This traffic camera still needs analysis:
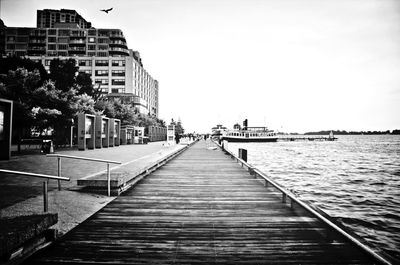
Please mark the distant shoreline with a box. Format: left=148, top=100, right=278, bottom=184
left=281, top=130, right=400, bottom=136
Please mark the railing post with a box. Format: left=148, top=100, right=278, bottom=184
left=107, top=163, right=111, bottom=197
left=57, top=157, right=61, bottom=191
left=43, top=180, right=48, bottom=212
left=238, top=148, right=247, bottom=162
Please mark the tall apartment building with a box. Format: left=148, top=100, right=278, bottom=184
left=37, top=9, right=92, bottom=29
left=0, top=9, right=159, bottom=117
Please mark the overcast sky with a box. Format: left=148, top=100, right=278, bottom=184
left=1, top=0, right=400, bottom=133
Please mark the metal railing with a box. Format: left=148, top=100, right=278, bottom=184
left=215, top=141, right=392, bottom=265
left=46, top=154, right=121, bottom=196
left=0, top=169, right=70, bottom=212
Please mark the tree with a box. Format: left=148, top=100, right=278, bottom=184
left=0, top=68, right=42, bottom=150
left=0, top=56, right=47, bottom=83
left=48, top=58, right=78, bottom=92
left=176, top=119, right=185, bottom=135
left=75, top=72, right=94, bottom=95
left=95, top=99, right=116, bottom=118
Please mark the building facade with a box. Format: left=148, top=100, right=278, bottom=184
left=0, top=9, right=158, bottom=117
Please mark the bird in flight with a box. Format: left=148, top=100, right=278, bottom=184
left=100, top=8, right=113, bottom=14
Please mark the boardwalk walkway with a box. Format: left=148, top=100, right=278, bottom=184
left=26, top=140, right=376, bottom=264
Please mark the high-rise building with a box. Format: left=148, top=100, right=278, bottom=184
left=0, top=9, right=158, bottom=117
left=37, top=9, right=92, bottom=29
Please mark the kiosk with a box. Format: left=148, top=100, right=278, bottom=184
left=114, top=119, right=121, bottom=146
left=133, top=127, right=145, bottom=144
left=108, top=118, right=121, bottom=147
left=167, top=124, right=175, bottom=145
left=95, top=115, right=109, bottom=148
left=121, top=125, right=134, bottom=145
left=0, top=99, right=13, bottom=160
left=78, top=113, right=95, bottom=150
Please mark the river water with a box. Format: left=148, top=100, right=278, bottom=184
left=225, top=135, right=400, bottom=260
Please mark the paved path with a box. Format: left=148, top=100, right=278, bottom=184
left=0, top=142, right=179, bottom=209
left=0, top=142, right=185, bottom=235
left=25, top=140, right=376, bottom=264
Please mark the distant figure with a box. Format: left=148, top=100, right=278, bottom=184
left=100, top=8, right=113, bottom=14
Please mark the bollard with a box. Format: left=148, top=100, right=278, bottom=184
left=238, top=148, right=247, bottom=162
left=57, top=157, right=61, bottom=191
left=43, top=180, right=48, bottom=212
left=107, top=163, right=111, bottom=196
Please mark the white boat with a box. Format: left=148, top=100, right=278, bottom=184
left=222, top=126, right=278, bottom=142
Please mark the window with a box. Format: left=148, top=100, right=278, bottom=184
left=58, top=29, right=70, bottom=36
left=112, top=70, right=125, bottom=76
left=48, top=44, right=56, bottom=50
left=95, top=60, right=108, bottom=66
left=97, top=52, right=108, bottom=57
left=48, top=29, right=57, bottom=35
left=48, top=36, right=56, bottom=42
left=95, top=70, right=108, bottom=76
left=97, top=45, right=108, bottom=50
left=111, top=88, right=125, bottom=93
left=88, top=37, right=96, bottom=43
left=47, top=51, right=57, bottom=56
left=95, top=79, right=109, bottom=85
left=98, top=38, right=109, bottom=44
left=112, top=60, right=125, bottom=67
left=16, top=36, right=28, bottom=42
left=80, top=70, right=92, bottom=75
left=112, top=79, right=125, bottom=86
left=58, top=44, right=68, bottom=50
left=79, top=60, right=92, bottom=66
left=58, top=37, right=69, bottom=43
left=6, top=36, right=15, bottom=42
left=45, top=60, right=52, bottom=66
left=16, top=44, right=27, bottom=49
left=88, top=45, right=96, bottom=50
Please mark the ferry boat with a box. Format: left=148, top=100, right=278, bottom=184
left=222, top=120, right=278, bottom=142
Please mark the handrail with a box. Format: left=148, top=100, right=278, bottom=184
left=215, top=141, right=392, bottom=265
left=46, top=154, right=121, bottom=164
left=46, top=154, right=122, bottom=196
left=0, top=169, right=70, bottom=181
left=0, top=169, right=70, bottom=213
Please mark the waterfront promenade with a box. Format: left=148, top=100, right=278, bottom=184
left=24, top=140, right=379, bottom=264
left=0, top=142, right=185, bottom=235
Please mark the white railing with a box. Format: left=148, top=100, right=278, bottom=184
left=0, top=169, right=70, bottom=212
left=46, top=154, right=121, bottom=196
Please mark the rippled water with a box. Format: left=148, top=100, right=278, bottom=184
left=225, top=135, right=400, bottom=260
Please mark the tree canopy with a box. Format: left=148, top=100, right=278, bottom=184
left=0, top=57, right=166, bottom=145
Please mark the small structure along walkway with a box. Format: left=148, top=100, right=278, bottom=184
left=25, top=140, right=381, bottom=264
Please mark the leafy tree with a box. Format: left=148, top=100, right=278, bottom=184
left=0, top=56, right=47, bottom=83
left=113, top=99, right=138, bottom=125
left=75, top=72, right=94, bottom=95
left=48, top=58, right=78, bottom=92
left=0, top=68, right=42, bottom=149
left=95, top=99, right=116, bottom=118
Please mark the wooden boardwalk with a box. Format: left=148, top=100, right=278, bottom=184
left=26, top=140, right=378, bottom=264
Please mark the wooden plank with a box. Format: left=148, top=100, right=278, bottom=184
left=25, top=141, right=378, bottom=264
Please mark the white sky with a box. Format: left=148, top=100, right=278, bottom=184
left=1, top=0, right=400, bottom=133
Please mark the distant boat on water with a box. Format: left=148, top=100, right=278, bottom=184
left=222, top=119, right=278, bottom=142
left=327, top=131, right=337, bottom=141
